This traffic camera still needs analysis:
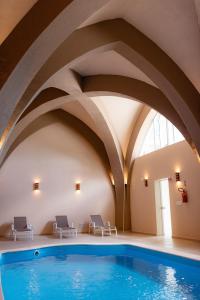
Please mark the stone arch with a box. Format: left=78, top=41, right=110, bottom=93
left=3, top=71, right=194, bottom=230
left=0, top=0, right=110, bottom=138
left=83, top=75, right=191, bottom=147
left=0, top=89, right=126, bottom=230
left=1, top=19, right=199, bottom=156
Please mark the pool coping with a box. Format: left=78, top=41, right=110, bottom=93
left=0, top=240, right=199, bottom=261
left=0, top=239, right=199, bottom=300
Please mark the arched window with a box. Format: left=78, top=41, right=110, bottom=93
left=139, top=113, right=184, bottom=157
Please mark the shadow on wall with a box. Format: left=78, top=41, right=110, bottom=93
left=0, top=223, right=11, bottom=237
left=3, top=109, right=111, bottom=174
left=40, top=220, right=54, bottom=235
left=0, top=110, right=115, bottom=235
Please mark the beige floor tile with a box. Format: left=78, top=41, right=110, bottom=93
left=0, top=232, right=199, bottom=260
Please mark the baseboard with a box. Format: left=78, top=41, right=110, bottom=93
left=172, top=235, right=200, bottom=242
left=130, top=230, right=156, bottom=236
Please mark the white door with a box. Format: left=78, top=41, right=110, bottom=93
left=155, top=178, right=172, bottom=237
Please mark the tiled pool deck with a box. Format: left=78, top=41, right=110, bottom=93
left=0, top=232, right=199, bottom=260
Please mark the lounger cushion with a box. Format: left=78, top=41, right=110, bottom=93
left=56, top=216, right=69, bottom=228
left=90, top=215, right=104, bottom=227
left=14, top=217, right=30, bottom=231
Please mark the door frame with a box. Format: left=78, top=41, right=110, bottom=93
left=154, top=179, right=163, bottom=235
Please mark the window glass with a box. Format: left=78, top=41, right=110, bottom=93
left=167, top=121, right=174, bottom=145
left=139, top=113, right=184, bottom=157
left=153, top=114, right=160, bottom=150
left=174, top=126, right=184, bottom=143
left=159, top=114, right=168, bottom=148
left=140, top=123, right=155, bottom=156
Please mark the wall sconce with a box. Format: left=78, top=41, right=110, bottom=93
left=175, top=171, right=180, bottom=182
left=124, top=171, right=128, bottom=186
left=110, top=173, right=115, bottom=186
left=144, top=178, right=148, bottom=187
left=33, top=181, right=40, bottom=191
left=75, top=182, right=80, bottom=191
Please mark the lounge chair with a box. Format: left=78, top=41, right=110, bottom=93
left=11, top=217, right=33, bottom=241
left=53, top=215, right=78, bottom=239
left=89, top=215, right=117, bottom=236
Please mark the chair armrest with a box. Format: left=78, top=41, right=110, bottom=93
left=27, top=223, right=33, bottom=230
left=105, top=221, right=113, bottom=228
left=90, top=222, right=95, bottom=228
left=94, top=225, right=104, bottom=230
left=71, top=222, right=76, bottom=228
left=105, top=221, right=117, bottom=229
left=105, top=221, right=111, bottom=227
left=53, top=222, right=58, bottom=232
left=89, top=222, right=95, bottom=228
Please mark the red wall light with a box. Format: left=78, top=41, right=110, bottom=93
left=75, top=183, right=80, bottom=191
left=175, top=172, right=180, bottom=182
left=33, top=182, right=39, bottom=191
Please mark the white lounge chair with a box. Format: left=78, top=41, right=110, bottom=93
left=11, top=217, right=33, bottom=241
left=90, top=215, right=117, bottom=236
left=53, top=215, right=77, bottom=239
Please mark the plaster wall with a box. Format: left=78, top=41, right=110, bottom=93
left=0, top=113, right=114, bottom=235
left=131, top=141, right=200, bottom=241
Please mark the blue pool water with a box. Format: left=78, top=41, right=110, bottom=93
left=0, top=245, right=200, bottom=300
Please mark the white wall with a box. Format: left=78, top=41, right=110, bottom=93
left=0, top=113, right=115, bottom=235
left=131, top=141, right=200, bottom=241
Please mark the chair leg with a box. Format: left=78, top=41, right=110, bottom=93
left=14, top=233, right=16, bottom=242
left=59, top=231, right=62, bottom=239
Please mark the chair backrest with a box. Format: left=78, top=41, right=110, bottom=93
left=90, top=215, right=104, bottom=227
left=56, top=216, right=69, bottom=228
left=14, top=217, right=27, bottom=231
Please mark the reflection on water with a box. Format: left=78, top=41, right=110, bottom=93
left=1, top=254, right=200, bottom=300
left=28, top=268, right=40, bottom=298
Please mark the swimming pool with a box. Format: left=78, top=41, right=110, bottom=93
left=0, top=244, right=200, bottom=300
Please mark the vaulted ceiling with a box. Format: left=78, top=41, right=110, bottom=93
left=0, top=0, right=200, bottom=229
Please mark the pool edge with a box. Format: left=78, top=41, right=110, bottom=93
left=0, top=240, right=200, bottom=261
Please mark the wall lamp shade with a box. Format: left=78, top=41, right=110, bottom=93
left=75, top=183, right=80, bottom=191
left=33, top=182, right=39, bottom=191
left=144, top=178, right=148, bottom=187
left=175, top=172, right=180, bottom=182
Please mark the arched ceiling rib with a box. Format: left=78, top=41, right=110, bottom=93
left=92, top=95, right=143, bottom=158
left=126, top=106, right=151, bottom=171
left=1, top=18, right=199, bottom=157
left=83, top=75, right=192, bottom=146
left=18, top=87, right=68, bottom=122
left=0, top=0, right=110, bottom=137
left=0, top=0, right=38, bottom=44
left=11, top=69, right=191, bottom=162
left=0, top=0, right=73, bottom=86
left=73, top=50, right=156, bottom=87
left=5, top=73, right=192, bottom=229
left=0, top=67, right=193, bottom=194
left=194, top=0, right=200, bottom=27
left=0, top=82, right=126, bottom=230
left=81, top=0, right=200, bottom=93
left=0, top=95, right=97, bottom=167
